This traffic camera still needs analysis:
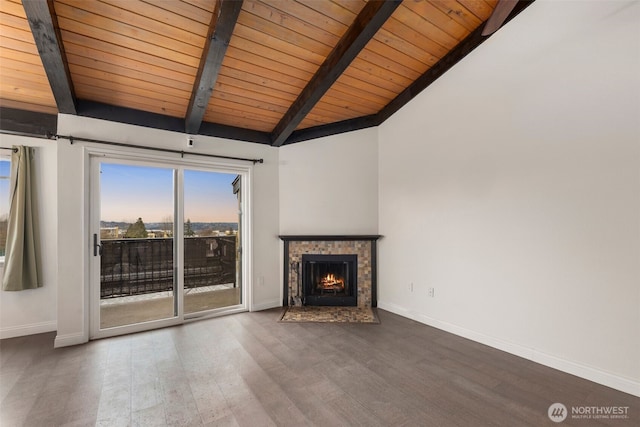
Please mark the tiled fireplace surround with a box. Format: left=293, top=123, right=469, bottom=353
left=279, top=235, right=381, bottom=308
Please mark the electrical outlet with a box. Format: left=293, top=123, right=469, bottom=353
left=410, top=282, right=414, bottom=292
left=428, top=287, right=435, bottom=297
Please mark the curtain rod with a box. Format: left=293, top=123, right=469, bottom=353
left=55, top=134, right=264, bottom=164
left=0, top=130, right=264, bottom=163
left=0, top=147, right=18, bottom=153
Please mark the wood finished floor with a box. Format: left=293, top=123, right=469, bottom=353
left=1, top=308, right=638, bottom=426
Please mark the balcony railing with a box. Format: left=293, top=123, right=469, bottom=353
left=100, top=236, right=236, bottom=298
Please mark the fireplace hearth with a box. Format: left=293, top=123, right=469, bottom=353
left=302, top=254, right=357, bottom=306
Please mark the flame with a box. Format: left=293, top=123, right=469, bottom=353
left=320, top=273, right=344, bottom=290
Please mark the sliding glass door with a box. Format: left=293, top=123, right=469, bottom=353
left=97, top=162, right=177, bottom=330
left=183, top=169, right=241, bottom=314
left=89, top=155, right=247, bottom=339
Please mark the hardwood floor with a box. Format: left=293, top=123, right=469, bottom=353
left=1, top=309, right=638, bottom=426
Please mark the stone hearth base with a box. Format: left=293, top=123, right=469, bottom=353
left=279, top=306, right=379, bottom=323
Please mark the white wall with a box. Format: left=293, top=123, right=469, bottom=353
left=279, top=127, right=378, bottom=235
left=378, top=0, right=640, bottom=396
left=0, top=134, right=57, bottom=339
left=54, top=115, right=281, bottom=346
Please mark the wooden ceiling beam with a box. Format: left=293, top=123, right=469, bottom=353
left=199, top=121, right=271, bottom=145
left=280, top=0, right=535, bottom=146
left=482, top=0, right=519, bottom=36
left=185, top=0, right=243, bottom=135
left=75, top=100, right=271, bottom=145
left=377, top=0, right=534, bottom=125
left=22, top=0, right=76, bottom=114
left=270, top=0, right=403, bottom=147
left=0, top=107, right=57, bottom=138
left=283, top=115, right=378, bottom=146
left=77, top=100, right=185, bottom=133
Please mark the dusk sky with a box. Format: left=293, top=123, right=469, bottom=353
left=0, top=159, right=9, bottom=218
left=100, top=163, right=238, bottom=224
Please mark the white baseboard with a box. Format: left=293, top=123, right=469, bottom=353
left=251, top=298, right=281, bottom=312
left=54, top=331, right=87, bottom=348
left=378, top=301, right=640, bottom=398
left=0, top=321, right=56, bottom=340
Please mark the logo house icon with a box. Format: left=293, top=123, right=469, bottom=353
left=548, top=403, right=568, bottom=423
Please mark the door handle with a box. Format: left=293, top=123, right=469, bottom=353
left=93, top=233, right=102, bottom=257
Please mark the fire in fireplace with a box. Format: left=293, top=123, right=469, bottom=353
left=302, top=254, right=357, bottom=306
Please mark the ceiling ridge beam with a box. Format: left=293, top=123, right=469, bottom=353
left=270, top=0, right=403, bottom=147
left=185, top=0, right=243, bottom=135
left=22, top=0, right=76, bottom=114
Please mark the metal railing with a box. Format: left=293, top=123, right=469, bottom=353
left=100, top=236, right=236, bottom=298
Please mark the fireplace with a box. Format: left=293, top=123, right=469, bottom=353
left=280, top=235, right=381, bottom=308
left=302, top=254, right=357, bottom=306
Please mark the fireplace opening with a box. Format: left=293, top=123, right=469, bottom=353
left=302, top=254, right=357, bottom=306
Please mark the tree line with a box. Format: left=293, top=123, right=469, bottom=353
left=113, top=217, right=197, bottom=238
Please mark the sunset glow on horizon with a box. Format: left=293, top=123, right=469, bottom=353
left=100, top=163, right=238, bottom=224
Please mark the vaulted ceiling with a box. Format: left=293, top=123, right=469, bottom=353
left=0, top=0, right=533, bottom=145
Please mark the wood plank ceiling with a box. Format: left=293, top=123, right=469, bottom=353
left=0, top=0, right=533, bottom=146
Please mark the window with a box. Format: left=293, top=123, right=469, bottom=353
left=0, top=154, right=10, bottom=262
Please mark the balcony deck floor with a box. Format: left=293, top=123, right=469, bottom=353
left=100, top=287, right=241, bottom=328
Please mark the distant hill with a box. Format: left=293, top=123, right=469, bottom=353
left=101, top=221, right=238, bottom=231
left=181, top=222, right=238, bottom=232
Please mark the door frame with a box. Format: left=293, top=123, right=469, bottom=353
left=86, top=146, right=253, bottom=340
